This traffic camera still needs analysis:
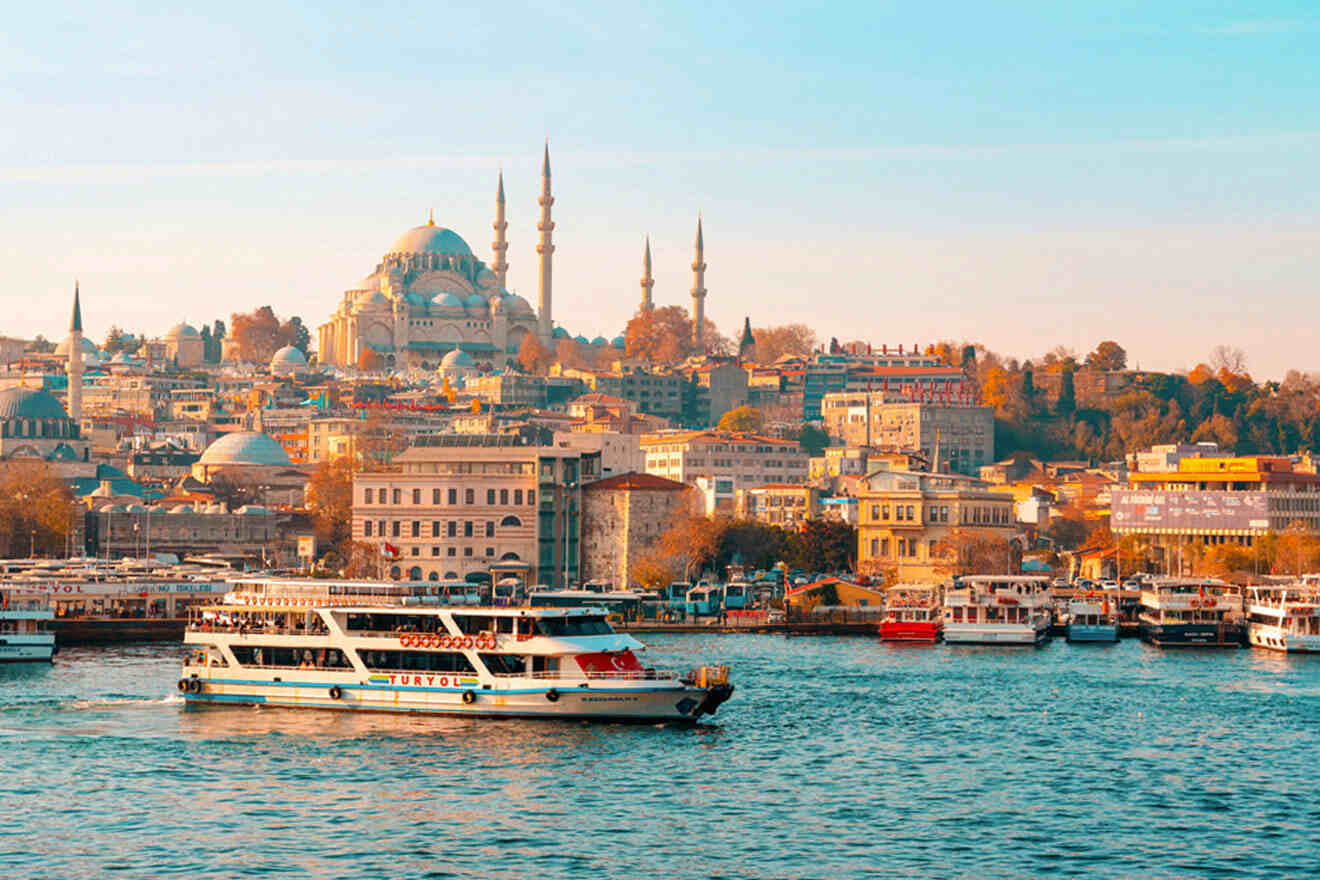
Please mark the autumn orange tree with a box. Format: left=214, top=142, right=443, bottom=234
left=716, top=405, right=765, bottom=433
left=625, top=306, right=691, bottom=363
left=516, top=334, right=551, bottom=374
left=229, top=306, right=303, bottom=363
left=933, top=528, right=1019, bottom=576
left=751, top=324, right=817, bottom=363
left=0, top=462, right=78, bottom=556
left=305, top=457, right=356, bottom=568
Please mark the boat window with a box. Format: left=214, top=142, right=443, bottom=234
left=344, top=613, right=442, bottom=633
left=358, top=650, right=475, bottom=673
left=495, top=617, right=515, bottom=634
left=531, top=656, right=559, bottom=674
left=232, top=646, right=350, bottom=669
left=454, top=615, right=496, bottom=634
left=535, top=615, right=613, bottom=637
left=479, top=653, right=526, bottom=675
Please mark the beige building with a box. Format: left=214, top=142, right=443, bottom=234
left=737, top=484, right=820, bottom=527
left=820, top=396, right=993, bottom=475
left=92, top=501, right=276, bottom=560
left=191, top=431, right=309, bottom=507
left=553, top=430, right=643, bottom=479
left=857, top=469, right=1016, bottom=583
left=352, top=435, right=599, bottom=585
left=580, top=472, right=690, bottom=587
left=641, top=429, right=808, bottom=514
left=163, top=323, right=205, bottom=368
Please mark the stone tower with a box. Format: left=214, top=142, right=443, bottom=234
left=492, top=170, right=509, bottom=289
left=691, top=216, right=707, bottom=351
left=640, top=235, right=655, bottom=312
left=67, top=281, right=84, bottom=422
left=536, top=141, right=555, bottom=344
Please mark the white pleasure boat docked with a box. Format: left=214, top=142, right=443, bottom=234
left=0, top=587, right=55, bottom=662
left=1246, top=585, right=1320, bottom=653
left=942, top=575, right=1053, bottom=645
left=179, top=578, right=734, bottom=723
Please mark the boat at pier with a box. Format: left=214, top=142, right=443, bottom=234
left=0, top=587, right=55, bottom=662
left=179, top=577, right=734, bottom=723
left=1245, top=585, right=1320, bottom=653
left=879, top=584, right=942, bottom=643
left=1138, top=579, right=1244, bottom=647
left=942, top=575, right=1052, bottom=645
left=1065, top=593, right=1119, bottom=643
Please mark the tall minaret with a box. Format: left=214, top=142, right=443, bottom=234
left=536, top=141, right=555, bottom=343
left=690, top=215, right=707, bottom=351
left=492, top=170, right=509, bottom=288
left=67, top=281, right=84, bottom=422
left=640, top=235, right=655, bottom=312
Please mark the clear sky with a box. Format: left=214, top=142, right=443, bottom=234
left=2, top=1, right=1316, bottom=377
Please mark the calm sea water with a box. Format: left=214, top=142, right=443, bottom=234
left=2, top=635, right=1318, bottom=879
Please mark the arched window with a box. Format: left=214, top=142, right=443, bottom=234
left=408, top=566, right=422, bottom=580
left=444, top=571, right=459, bottom=580
left=389, top=566, right=401, bottom=580
left=499, top=515, right=521, bottom=527
left=499, top=552, right=521, bottom=561
left=428, top=571, right=439, bottom=581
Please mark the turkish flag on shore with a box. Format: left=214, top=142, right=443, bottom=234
left=383, top=542, right=401, bottom=559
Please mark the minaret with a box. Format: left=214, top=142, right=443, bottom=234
left=738, top=316, right=755, bottom=360
left=690, top=216, right=707, bottom=351
left=492, top=170, right=509, bottom=288
left=536, top=141, right=555, bottom=343
left=67, top=281, right=84, bottom=422
left=640, top=235, right=655, bottom=312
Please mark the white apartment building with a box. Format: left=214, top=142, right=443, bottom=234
left=640, top=430, right=808, bottom=514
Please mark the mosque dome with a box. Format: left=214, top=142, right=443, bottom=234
left=166, top=323, right=199, bottom=339
left=54, top=336, right=100, bottom=358
left=198, top=432, right=292, bottom=467
left=552, top=327, right=570, bottom=340
left=0, top=387, right=68, bottom=421
left=464, top=294, right=488, bottom=310
left=354, top=290, right=390, bottom=308
left=435, top=293, right=465, bottom=311
left=611, top=336, right=626, bottom=348
left=574, top=335, right=590, bottom=345
left=590, top=336, right=607, bottom=346
left=504, top=294, right=535, bottom=316
left=440, top=349, right=475, bottom=368
left=389, top=223, right=473, bottom=257
left=270, top=345, right=308, bottom=376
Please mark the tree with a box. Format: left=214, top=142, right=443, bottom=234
left=1210, top=345, right=1248, bottom=375
left=933, top=528, right=1019, bottom=576
left=625, top=305, right=692, bottom=363
left=230, top=306, right=292, bottom=363
left=752, top=324, right=818, bottom=364
left=27, top=335, right=55, bottom=354
left=1055, top=363, right=1076, bottom=415
left=358, top=348, right=382, bottom=372
left=795, top=520, right=856, bottom=572
left=305, top=458, right=355, bottom=567
left=717, top=405, right=765, bottom=434
left=799, top=424, right=830, bottom=456
left=208, top=473, right=261, bottom=509
left=1272, top=521, right=1320, bottom=577
left=517, top=334, right=552, bottom=374
left=0, top=462, right=76, bottom=556
left=200, top=325, right=213, bottom=362
left=210, top=319, right=227, bottom=363
left=555, top=338, right=590, bottom=370
left=1085, top=341, right=1127, bottom=371
left=281, top=316, right=311, bottom=354
left=103, top=326, right=130, bottom=355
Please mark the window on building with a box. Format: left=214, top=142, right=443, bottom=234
left=431, top=521, right=440, bottom=537
left=500, top=489, right=509, bottom=505
left=412, top=489, right=421, bottom=505
left=465, top=489, right=475, bottom=505
left=527, top=490, right=536, bottom=506
left=364, top=488, right=374, bottom=504
left=411, top=521, right=420, bottom=538
left=448, top=488, right=457, bottom=505
left=432, top=489, right=441, bottom=505
left=464, top=547, right=473, bottom=557
left=485, top=547, right=495, bottom=557
left=392, top=489, right=401, bottom=505
left=487, top=489, right=496, bottom=505
left=447, top=547, right=456, bottom=557
left=377, top=520, right=385, bottom=537
left=464, top=521, right=474, bottom=537
left=486, top=521, right=495, bottom=537
left=410, top=547, right=419, bottom=557
left=880, top=538, right=889, bottom=557
left=364, top=521, right=373, bottom=537
left=905, top=505, right=914, bottom=521
left=870, top=538, right=878, bottom=556
left=870, top=505, right=879, bottom=520
left=514, top=489, right=523, bottom=505
left=391, top=521, right=401, bottom=538
left=431, top=547, right=440, bottom=556
left=447, top=521, right=457, bottom=537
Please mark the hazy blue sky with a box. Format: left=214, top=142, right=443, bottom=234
left=2, top=1, right=1316, bottom=376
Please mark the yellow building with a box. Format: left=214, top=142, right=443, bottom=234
left=857, top=469, right=1016, bottom=583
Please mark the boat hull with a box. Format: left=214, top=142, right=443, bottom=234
left=1066, top=624, right=1119, bottom=643
left=178, top=671, right=730, bottom=723
left=1247, top=624, right=1320, bottom=653
left=942, top=623, right=1050, bottom=645
left=879, top=621, right=941, bottom=643
left=0, top=635, right=55, bottom=663
left=1139, top=622, right=1244, bottom=647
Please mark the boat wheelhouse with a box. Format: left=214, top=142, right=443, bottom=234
left=179, top=578, right=733, bottom=723
left=1065, top=593, right=1119, bottom=643
left=1138, top=578, right=1243, bottom=647
left=942, top=575, right=1052, bottom=645
left=1245, top=585, right=1320, bottom=653
left=0, top=588, right=55, bottom=662
left=879, top=584, right=943, bottom=643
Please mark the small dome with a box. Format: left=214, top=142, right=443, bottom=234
left=574, top=335, right=590, bottom=345
left=552, top=327, right=570, bottom=339
left=435, top=293, right=465, bottom=311
left=198, top=431, right=292, bottom=467
left=236, top=505, right=269, bottom=515
left=464, top=294, right=488, bottom=310
left=612, top=335, right=626, bottom=348
left=125, top=503, right=147, bottom=513
left=54, top=336, right=100, bottom=358
left=590, top=336, right=607, bottom=346
left=389, top=224, right=473, bottom=257
left=441, top=349, right=475, bottom=368
left=0, top=387, right=68, bottom=421
left=504, top=294, right=534, bottom=315
left=354, top=290, right=390, bottom=308
left=168, top=504, right=194, bottom=515
left=270, top=345, right=307, bottom=376
left=166, top=323, right=199, bottom=339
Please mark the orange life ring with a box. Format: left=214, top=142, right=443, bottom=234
left=1206, top=598, right=1217, bottom=608
left=400, top=634, right=412, bottom=647
left=462, top=636, right=474, bottom=649
left=438, top=635, right=450, bottom=649
left=1190, top=600, right=1199, bottom=608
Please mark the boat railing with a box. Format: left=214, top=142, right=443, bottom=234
left=493, top=669, right=681, bottom=681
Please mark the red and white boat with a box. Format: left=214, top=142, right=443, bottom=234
left=879, top=584, right=943, bottom=643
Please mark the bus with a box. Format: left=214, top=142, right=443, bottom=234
left=685, top=585, right=722, bottom=617
left=722, top=581, right=751, bottom=611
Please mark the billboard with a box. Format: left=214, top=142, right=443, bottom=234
left=1111, top=489, right=1270, bottom=532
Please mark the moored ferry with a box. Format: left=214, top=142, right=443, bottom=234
left=1065, top=593, right=1119, bottom=643
left=942, top=575, right=1052, bottom=645
left=0, top=588, right=55, bottom=662
left=1138, top=579, right=1244, bottom=647
left=179, top=578, right=734, bottom=723
left=879, top=584, right=943, bottom=643
left=1245, top=585, right=1320, bottom=653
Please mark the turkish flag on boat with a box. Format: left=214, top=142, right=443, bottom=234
left=576, top=651, right=644, bottom=674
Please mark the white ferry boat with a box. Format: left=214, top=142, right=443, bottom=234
left=179, top=578, right=734, bottom=723
left=942, top=575, right=1053, bottom=645
left=0, top=587, right=56, bottom=662
left=1245, top=585, right=1320, bottom=653
left=1138, top=578, right=1244, bottom=647
left=1065, top=593, right=1119, bottom=643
